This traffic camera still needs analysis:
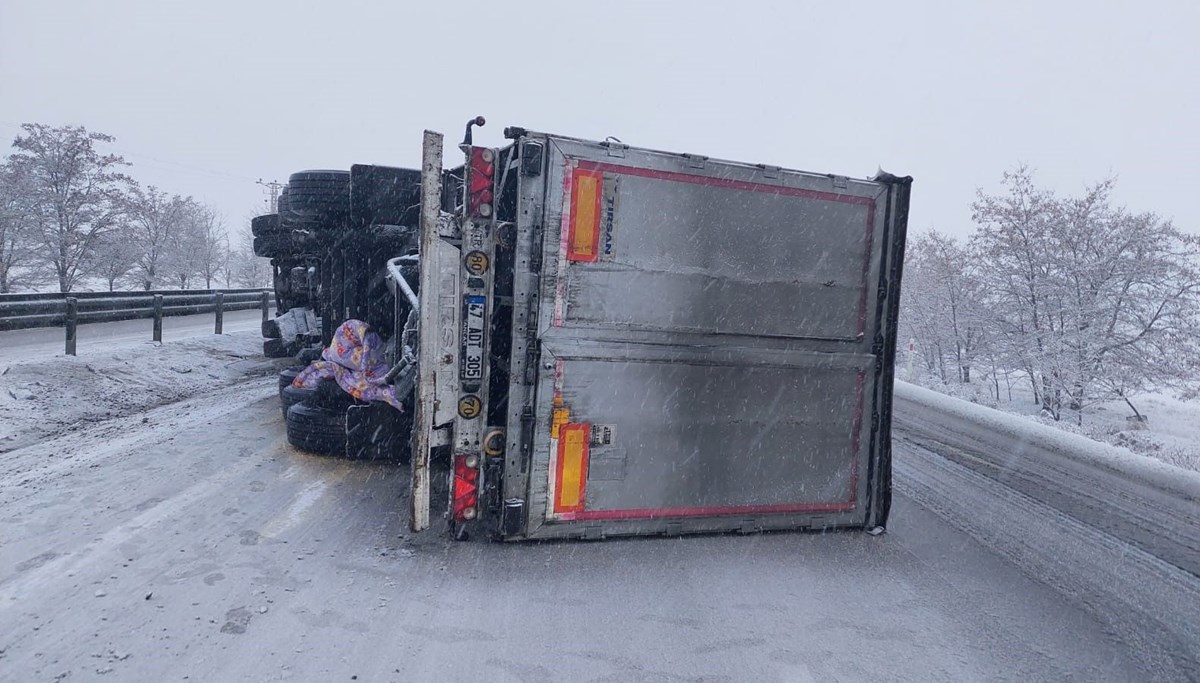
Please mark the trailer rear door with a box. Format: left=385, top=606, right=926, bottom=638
left=498, top=134, right=909, bottom=540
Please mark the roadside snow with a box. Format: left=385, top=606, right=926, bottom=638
left=904, top=372, right=1200, bottom=474
left=0, top=331, right=280, bottom=451
left=895, top=381, right=1200, bottom=499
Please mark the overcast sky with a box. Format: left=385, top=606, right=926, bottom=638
left=2, top=0, right=1197, bottom=242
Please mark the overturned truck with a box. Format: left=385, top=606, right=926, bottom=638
left=388, top=121, right=911, bottom=541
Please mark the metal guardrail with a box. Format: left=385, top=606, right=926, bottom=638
left=0, top=289, right=271, bottom=331
left=0, top=289, right=272, bottom=356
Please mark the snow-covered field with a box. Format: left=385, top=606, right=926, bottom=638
left=0, top=328, right=277, bottom=452
left=902, top=373, right=1200, bottom=473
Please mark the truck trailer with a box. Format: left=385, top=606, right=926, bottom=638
left=384, top=120, right=911, bottom=541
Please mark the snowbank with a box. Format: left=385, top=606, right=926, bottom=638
left=894, top=380, right=1200, bottom=501
left=0, top=331, right=279, bottom=451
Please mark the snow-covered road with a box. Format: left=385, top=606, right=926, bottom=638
left=0, top=309, right=263, bottom=363
left=0, top=339, right=1197, bottom=680
left=890, top=382, right=1200, bottom=679
left=893, top=384, right=1200, bottom=578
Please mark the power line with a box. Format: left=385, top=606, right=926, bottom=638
left=122, top=153, right=259, bottom=183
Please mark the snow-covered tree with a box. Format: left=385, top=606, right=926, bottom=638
left=225, top=223, right=270, bottom=288
left=188, top=204, right=227, bottom=289
left=970, top=167, right=1051, bottom=407
left=900, top=231, right=986, bottom=384
left=126, top=185, right=190, bottom=290
left=1051, top=189, right=1200, bottom=422
left=4, top=124, right=133, bottom=292
left=87, top=225, right=141, bottom=291
left=969, top=167, right=1200, bottom=423
left=0, top=161, right=39, bottom=292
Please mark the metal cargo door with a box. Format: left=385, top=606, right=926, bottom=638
left=511, top=135, right=904, bottom=540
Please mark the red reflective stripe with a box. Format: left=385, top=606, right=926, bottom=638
left=849, top=369, right=865, bottom=503
left=558, top=501, right=856, bottom=522
left=574, top=161, right=875, bottom=206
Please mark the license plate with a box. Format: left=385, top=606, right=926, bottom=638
left=462, top=295, right=486, bottom=381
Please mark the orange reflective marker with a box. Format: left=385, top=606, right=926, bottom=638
left=568, top=170, right=602, bottom=262
left=555, top=423, right=590, bottom=513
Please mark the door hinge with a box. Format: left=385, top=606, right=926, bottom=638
left=602, top=140, right=627, bottom=158
left=519, top=406, right=535, bottom=465
left=525, top=296, right=540, bottom=337
left=524, top=345, right=541, bottom=385
left=528, top=223, right=543, bottom=273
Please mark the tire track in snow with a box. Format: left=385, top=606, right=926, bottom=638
left=893, top=400, right=1200, bottom=578
left=894, top=438, right=1200, bottom=681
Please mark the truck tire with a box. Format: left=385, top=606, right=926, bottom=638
left=312, top=378, right=358, bottom=409
left=286, top=401, right=346, bottom=455
left=350, top=165, right=423, bottom=230
left=263, top=338, right=291, bottom=358
left=283, top=171, right=351, bottom=230
left=262, top=318, right=282, bottom=339
left=253, top=235, right=294, bottom=259
left=289, top=170, right=352, bottom=183
left=251, top=214, right=281, bottom=237
left=278, top=366, right=303, bottom=395
left=296, top=346, right=322, bottom=364
left=280, top=382, right=315, bottom=419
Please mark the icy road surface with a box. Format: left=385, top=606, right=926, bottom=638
left=0, top=341, right=1197, bottom=680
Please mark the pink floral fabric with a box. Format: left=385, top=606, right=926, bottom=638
left=292, top=320, right=403, bottom=411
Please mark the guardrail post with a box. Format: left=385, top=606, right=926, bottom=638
left=153, top=294, right=163, bottom=342
left=214, top=292, right=224, bottom=335
left=260, top=291, right=270, bottom=322
left=65, top=297, right=78, bottom=356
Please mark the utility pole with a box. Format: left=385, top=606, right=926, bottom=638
left=256, top=178, right=285, bottom=213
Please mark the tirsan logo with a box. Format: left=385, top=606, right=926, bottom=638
left=602, top=192, right=616, bottom=257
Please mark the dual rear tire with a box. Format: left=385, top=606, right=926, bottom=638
left=279, top=372, right=408, bottom=462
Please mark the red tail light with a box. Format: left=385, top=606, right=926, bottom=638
left=467, top=147, right=495, bottom=218
left=452, top=453, right=480, bottom=521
